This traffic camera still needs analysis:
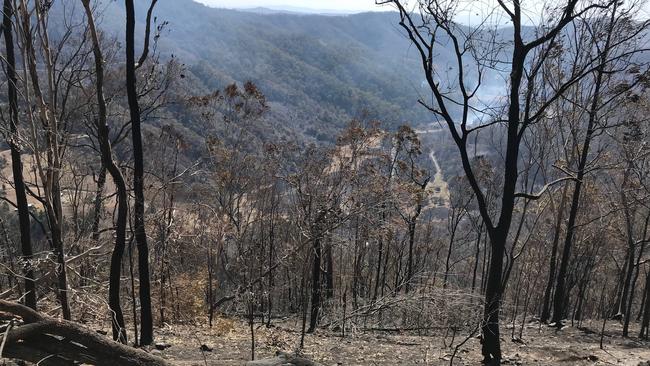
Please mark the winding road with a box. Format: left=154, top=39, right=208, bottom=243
left=415, top=127, right=449, bottom=207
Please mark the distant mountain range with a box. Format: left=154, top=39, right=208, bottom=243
left=79, top=0, right=442, bottom=142
left=236, top=6, right=365, bottom=15
left=51, top=0, right=638, bottom=180
left=48, top=0, right=512, bottom=145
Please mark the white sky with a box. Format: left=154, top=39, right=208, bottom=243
left=194, top=0, right=650, bottom=22
left=194, top=0, right=388, bottom=12
left=192, top=0, right=545, bottom=26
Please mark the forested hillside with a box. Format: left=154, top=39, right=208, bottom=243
left=3, top=1, right=650, bottom=366
left=91, top=0, right=437, bottom=142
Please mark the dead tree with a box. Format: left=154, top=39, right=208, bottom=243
left=15, top=0, right=73, bottom=320
left=1, top=0, right=35, bottom=310
left=552, top=2, right=649, bottom=326
left=81, top=0, right=130, bottom=344
left=640, top=267, right=650, bottom=338
left=392, top=126, right=430, bottom=294
left=444, top=176, right=473, bottom=289
left=618, top=115, right=650, bottom=336
left=383, top=0, right=621, bottom=362
left=124, top=0, right=159, bottom=345
left=288, top=146, right=346, bottom=333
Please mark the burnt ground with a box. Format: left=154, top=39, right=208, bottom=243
left=140, top=318, right=650, bottom=365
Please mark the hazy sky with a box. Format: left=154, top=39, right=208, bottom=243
left=193, top=0, right=542, bottom=25
left=194, top=0, right=385, bottom=12
left=194, top=0, right=650, bottom=23
left=192, top=1, right=554, bottom=24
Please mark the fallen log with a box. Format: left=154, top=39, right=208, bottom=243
left=0, top=300, right=170, bottom=366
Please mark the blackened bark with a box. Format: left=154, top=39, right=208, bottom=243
left=405, top=221, right=416, bottom=293
left=640, top=271, right=650, bottom=339
left=478, top=13, right=526, bottom=361
left=82, top=0, right=129, bottom=343
left=540, top=184, right=569, bottom=322
left=307, top=237, right=322, bottom=333
left=471, top=223, right=483, bottom=293
left=267, top=203, right=275, bottom=326
left=2, top=0, right=36, bottom=311
left=373, top=237, right=383, bottom=301
left=624, top=214, right=650, bottom=336
left=619, top=163, right=637, bottom=337
left=18, top=1, right=71, bottom=320
left=91, top=166, right=107, bottom=241
left=124, top=0, right=154, bottom=345
left=324, top=238, right=334, bottom=299
left=639, top=279, right=648, bottom=322
left=50, top=216, right=71, bottom=320
left=405, top=182, right=426, bottom=294
left=482, top=229, right=506, bottom=363
left=551, top=11, right=612, bottom=326
left=443, top=217, right=460, bottom=289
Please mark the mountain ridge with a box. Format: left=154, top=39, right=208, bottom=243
left=86, top=0, right=435, bottom=142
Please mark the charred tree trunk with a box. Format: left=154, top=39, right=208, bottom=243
left=17, top=0, right=71, bottom=320
left=373, top=237, right=383, bottom=301
left=552, top=2, right=617, bottom=326
left=352, top=219, right=360, bottom=308
left=82, top=1, right=129, bottom=343
left=405, top=220, right=416, bottom=293
left=307, top=236, right=322, bottom=333
left=471, top=223, right=483, bottom=294
left=477, top=18, right=525, bottom=361
left=624, top=214, right=650, bottom=336
left=619, top=164, right=636, bottom=328
left=540, top=184, right=569, bottom=323
left=50, top=214, right=71, bottom=320
left=638, top=277, right=648, bottom=322
left=324, top=237, right=334, bottom=299
left=124, top=0, right=156, bottom=345
left=640, top=269, right=650, bottom=339
left=91, top=166, right=107, bottom=241
left=443, top=218, right=459, bottom=289
left=481, top=227, right=507, bottom=363
left=2, top=0, right=36, bottom=311
left=266, top=199, right=276, bottom=326
left=405, top=184, right=426, bottom=294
